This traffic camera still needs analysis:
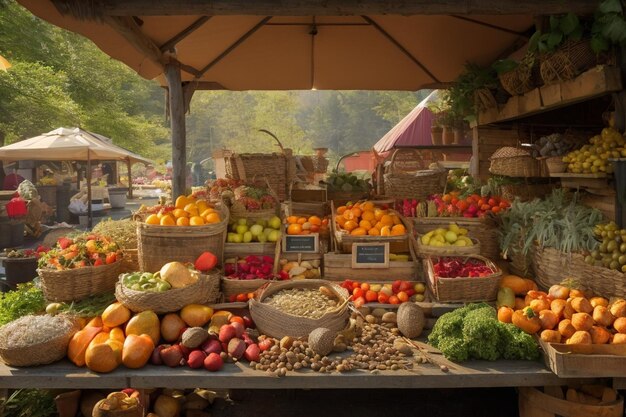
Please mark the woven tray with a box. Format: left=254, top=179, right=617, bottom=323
left=38, top=260, right=122, bottom=302
left=0, top=315, right=80, bottom=367
left=489, top=147, right=540, bottom=177
left=412, top=217, right=500, bottom=260
left=137, top=204, right=228, bottom=273
left=532, top=246, right=626, bottom=298
left=115, top=270, right=221, bottom=314
left=425, top=255, right=502, bottom=303
left=249, top=279, right=350, bottom=339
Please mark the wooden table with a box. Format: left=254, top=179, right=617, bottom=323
left=0, top=360, right=578, bottom=390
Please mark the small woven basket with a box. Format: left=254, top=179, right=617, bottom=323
left=489, top=147, right=540, bottom=177
left=498, top=55, right=536, bottom=96
left=115, top=270, right=221, bottom=313
left=221, top=277, right=276, bottom=299
left=226, top=177, right=280, bottom=221
left=545, top=156, right=566, bottom=174
left=425, top=255, right=502, bottom=303
left=249, top=279, right=350, bottom=339
left=413, top=235, right=481, bottom=258
left=532, top=246, right=626, bottom=298
left=383, top=149, right=447, bottom=201
left=540, top=39, right=598, bottom=85
left=412, top=217, right=500, bottom=260
left=0, top=315, right=80, bottom=367
left=38, top=260, right=123, bottom=302
left=137, top=203, right=228, bottom=273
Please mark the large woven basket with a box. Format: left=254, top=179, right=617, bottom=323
left=383, top=149, right=447, bottom=200
left=498, top=183, right=554, bottom=202
left=0, top=315, right=80, bottom=367
left=425, top=255, right=502, bottom=303
left=489, top=147, right=540, bottom=177
left=226, top=153, right=289, bottom=201
left=412, top=217, right=500, bottom=260
left=38, top=260, right=123, bottom=302
left=540, top=39, right=598, bottom=85
left=498, top=55, right=536, bottom=96
left=221, top=277, right=276, bottom=299
left=115, top=270, right=221, bottom=313
left=137, top=204, right=228, bottom=273
left=120, top=248, right=140, bottom=273
left=249, top=279, right=350, bottom=339
left=532, top=246, right=626, bottom=298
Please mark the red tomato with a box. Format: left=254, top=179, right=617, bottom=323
left=477, top=198, right=486, bottom=207
left=93, top=258, right=104, bottom=267
left=105, top=253, right=117, bottom=264
left=450, top=197, right=459, bottom=205
left=499, top=201, right=510, bottom=209
left=365, top=290, right=378, bottom=302
left=360, top=282, right=370, bottom=291
left=377, top=293, right=389, bottom=304
left=491, top=206, right=502, bottom=213
left=456, top=200, right=469, bottom=212
left=352, top=288, right=364, bottom=299
left=480, top=204, right=491, bottom=211
left=353, top=296, right=366, bottom=308
left=488, top=198, right=497, bottom=207
left=388, top=295, right=400, bottom=305
left=310, top=224, right=320, bottom=233
left=397, top=291, right=409, bottom=303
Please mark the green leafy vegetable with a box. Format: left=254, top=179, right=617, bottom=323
left=0, top=283, right=46, bottom=327
left=57, top=292, right=116, bottom=318
left=0, top=389, right=56, bottom=417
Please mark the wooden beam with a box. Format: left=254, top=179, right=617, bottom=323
left=104, top=15, right=166, bottom=67
left=160, top=16, right=212, bottom=52
left=99, top=0, right=597, bottom=16
left=164, top=63, right=187, bottom=199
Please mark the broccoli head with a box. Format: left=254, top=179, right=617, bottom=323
left=499, top=323, right=540, bottom=361
left=436, top=335, right=469, bottom=362
left=462, top=306, right=501, bottom=361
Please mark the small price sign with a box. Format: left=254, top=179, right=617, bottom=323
left=282, top=233, right=319, bottom=253
left=351, top=242, right=389, bottom=268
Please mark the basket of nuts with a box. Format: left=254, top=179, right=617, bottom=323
left=249, top=279, right=350, bottom=339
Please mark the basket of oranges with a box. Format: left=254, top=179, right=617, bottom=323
left=137, top=195, right=229, bottom=272
left=331, top=201, right=410, bottom=254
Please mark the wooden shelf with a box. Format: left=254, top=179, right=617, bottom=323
left=395, top=145, right=472, bottom=151
left=477, top=66, right=622, bottom=126
left=550, top=172, right=611, bottom=190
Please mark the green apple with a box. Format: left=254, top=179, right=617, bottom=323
left=235, top=224, right=249, bottom=235
left=268, top=216, right=282, bottom=230
left=237, top=218, right=248, bottom=226
left=255, top=219, right=267, bottom=228
left=414, top=283, right=426, bottom=294
left=250, top=224, right=264, bottom=237
left=231, top=233, right=243, bottom=243
left=268, top=230, right=281, bottom=242
left=243, top=231, right=253, bottom=243
left=263, top=227, right=273, bottom=237
left=257, top=233, right=268, bottom=243
left=227, top=233, right=236, bottom=243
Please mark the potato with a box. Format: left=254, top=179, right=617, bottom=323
left=589, top=326, right=611, bottom=344
left=567, top=330, right=591, bottom=345
left=613, top=317, right=626, bottom=334
left=571, top=312, right=593, bottom=331
left=558, top=319, right=576, bottom=338
left=563, top=301, right=576, bottom=320
left=610, top=299, right=626, bottom=318
left=569, top=289, right=587, bottom=298
left=540, top=329, right=562, bottom=344
left=593, top=305, right=615, bottom=328
left=551, top=299, right=567, bottom=318
left=571, top=297, right=593, bottom=314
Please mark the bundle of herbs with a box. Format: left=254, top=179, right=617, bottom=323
left=92, top=218, right=138, bottom=249
left=499, top=189, right=602, bottom=263
left=0, top=283, right=46, bottom=327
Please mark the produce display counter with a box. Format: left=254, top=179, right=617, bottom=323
left=0, top=359, right=581, bottom=390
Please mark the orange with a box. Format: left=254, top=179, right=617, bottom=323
left=350, top=207, right=362, bottom=219
left=297, top=217, right=307, bottom=225
left=336, top=215, right=347, bottom=228
left=160, top=215, right=175, bottom=226
left=200, top=208, right=216, bottom=217
left=206, top=212, right=221, bottom=223
left=145, top=214, right=160, bottom=225
left=173, top=208, right=187, bottom=218
left=286, top=216, right=298, bottom=224
left=189, top=216, right=205, bottom=226
left=391, top=214, right=402, bottom=225
left=380, top=214, right=394, bottom=227
left=361, top=201, right=375, bottom=211
left=343, top=220, right=358, bottom=232
left=176, top=217, right=190, bottom=226
left=391, top=224, right=406, bottom=236
left=196, top=200, right=208, bottom=213
left=374, top=221, right=383, bottom=230
left=337, top=206, right=347, bottom=215
left=374, top=209, right=386, bottom=221
left=359, top=220, right=372, bottom=231
left=309, top=216, right=322, bottom=226
left=343, top=210, right=355, bottom=220
left=175, top=195, right=189, bottom=209
left=184, top=203, right=199, bottom=216
left=350, top=227, right=366, bottom=236
left=361, top=210, right=375, bottom=222
left=368, top=227, right=381, bottom=236
left=380, top=226, right=391, bottom=236
left=287, top=223, right=302, bottom=235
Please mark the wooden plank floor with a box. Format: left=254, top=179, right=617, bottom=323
left=0, top=359, right=579, bottom=390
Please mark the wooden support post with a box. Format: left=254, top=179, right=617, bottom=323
left=470, top=126, right=479, bottom=179
left=87, top=151, right=93, bottom=229
left=127, top=159, right=133, bottom=199
left=165, top=63, right=187, bottom=200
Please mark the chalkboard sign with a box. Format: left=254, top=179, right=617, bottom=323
left=282, top=233, right=319, bottom=253
left=351, top=242, right=389, bottom=268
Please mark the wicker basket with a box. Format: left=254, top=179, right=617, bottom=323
left=226, top=152, right=289, bottom=201
left=221, top=277, right=275, bottom=299
left=227, top=177, right=280, bottom=221
left=383, top=149, right=447, bottom=201
left=540, top=39, right=598, bottom=85
left=498, top=183, right=555, bottom=202
left=38, top=260, right=123, bottom=302
left=489, top=147, right=541, bottom=177
left=532, top=246, right=626, bottom=298
left=498, top=55, right=536, bottom=96
left=137, top=204, right=228, bottom=273
left=0, top=315, right=80, bottom=367
left=120, top=248, right=140, bottom=273
left=425, top=255, right=502, bottom=302
left=412, top=217, right=500, bottom=260
left=249, top=279, right=350, bottom=339
left=545, top=156, right=566, bottom=174
left=115, top=270, right=221, bottom=313
left=413, top=234, right=481, bottom=258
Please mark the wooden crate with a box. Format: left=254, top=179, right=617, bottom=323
left=519, top=387, right=623, bottom=417
left=323, top=252, right=418, bottom=281
left=224, top=241, right=280, bottom=259
left=537, top=337, right=626, bottom=378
